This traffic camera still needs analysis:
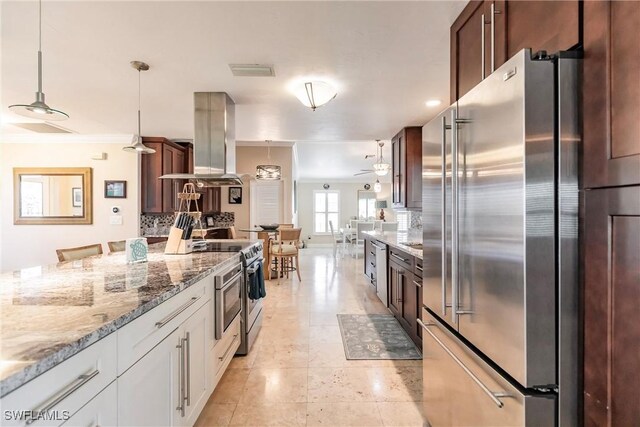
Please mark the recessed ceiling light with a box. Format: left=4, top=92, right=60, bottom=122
left=425, top=99, right=442, bottom=107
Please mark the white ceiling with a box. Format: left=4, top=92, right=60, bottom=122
left=1, top=0, right=466, bottom=179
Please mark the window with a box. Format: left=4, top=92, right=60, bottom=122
left=396, top=211, right=409, bottom=231
left=358, top=190, right=377, bottom=220
left=20, top=180, right=43, bottom=217
left=314, top=190, right=340, bottom=234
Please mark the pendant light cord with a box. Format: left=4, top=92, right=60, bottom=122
left=37, top=0, right=42, bottom=94
left=137, top=68, right=142, bottom=138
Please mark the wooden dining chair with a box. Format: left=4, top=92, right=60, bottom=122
left=56, top=243, right=103, bottom=262
left=279, top=223, right=294, bottom=228
left=107, top=240, right=126, bottom=253
left=269, top=228, right=302, bottom=283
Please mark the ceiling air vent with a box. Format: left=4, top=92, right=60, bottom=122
left=10, top=122, right=72, bottom=133
left=229, top=64, right=275, bottom=77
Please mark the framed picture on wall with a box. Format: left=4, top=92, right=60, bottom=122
left=104, top=180, right=127, bottom=198
left=229, top=186, right=242, bottom=204
left=72, top=187, right=82, bottom=207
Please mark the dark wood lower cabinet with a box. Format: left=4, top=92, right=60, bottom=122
left=388, top=262, right=403, bottom=319
left=583, top=186, right=640, bottom=426
left=389, top=260, right=421, bottom=347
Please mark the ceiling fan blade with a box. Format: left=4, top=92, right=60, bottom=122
left=353, top=171, right=373, bottom=176
left=364, top=154, right=376, bottom=159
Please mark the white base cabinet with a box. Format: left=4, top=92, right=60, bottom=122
left=1, top=274, right=239, bottom=427
left=182, top=301, right=211, bottom=427
left=118, top=300, right=211, bottom=427
left=117, top=327, right=182, bottom=427
left=61, top=381, right=117, bottom=427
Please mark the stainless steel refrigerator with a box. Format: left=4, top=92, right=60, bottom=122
left=421, top=49, right=579, bottom=426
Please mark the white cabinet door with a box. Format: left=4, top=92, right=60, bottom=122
left=61, top=381, right=117, bottom=427
left=182, top=301, right=211, bottom=426
left=118, top=327, right=182, bottom=427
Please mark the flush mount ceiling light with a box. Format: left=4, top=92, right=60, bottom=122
left=372, top=140, right=390, bottom=176
left=425, top=99, right=442, bottom=107
left=9, top=0, right=68, bottom=121
left=123, top=61, right=156, bottom=154
left=294, top=81, right=337, bottom=111
left=256, top=140, right=281, bottom=180
left=374, top=179, right=382, bottom=193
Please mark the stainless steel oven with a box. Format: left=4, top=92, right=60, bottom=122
left=214, top=262, right=243, bottom=340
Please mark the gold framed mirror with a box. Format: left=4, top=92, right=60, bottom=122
left=13, top=167, right=93, bottom=225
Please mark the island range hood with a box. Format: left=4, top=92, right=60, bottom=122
left=160, top=92, right=242, bottom=186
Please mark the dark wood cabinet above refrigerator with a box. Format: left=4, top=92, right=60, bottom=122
left=450, top=0, right=580, bottom=102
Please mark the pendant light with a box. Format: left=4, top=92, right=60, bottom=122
left=294, top=81, right=337, bottom=111
left=256, top=140, right=281, bottom=180
left=372, top=140, right=390, bottom=176
left=9, top=0, right=68, bottom=120
left=123, top=61, right=156, bottom=154
left=374, top=179, right=382, bottom=193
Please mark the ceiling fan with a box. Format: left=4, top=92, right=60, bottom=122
left=354, top=140, right=390, bottom=176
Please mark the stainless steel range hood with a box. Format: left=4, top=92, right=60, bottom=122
left=160, top=92, right=242, bottom=186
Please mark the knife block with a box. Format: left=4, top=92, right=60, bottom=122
left=164, top=226, right=193, bottom=255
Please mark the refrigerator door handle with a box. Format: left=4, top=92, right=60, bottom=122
left=441, top=116, right=451, bottom=316
left=451, top=112, right=472, bottom=325
left=451, top=109, right=459, bottom=326
left=417, top=318, right=509, bottom=409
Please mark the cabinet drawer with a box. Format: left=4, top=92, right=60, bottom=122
left=421, top=309, right=555, bottom=426
left=389, top=247, right=414, bottom=271
left=211, top=316, right=241, bottom=378
left=60, top=380, right=117, bottom=427
left=414, top=258, right=423, bottom=278
left=1, top=333, right=117, bottom=427
left=117, top=276, right=211, bottom=375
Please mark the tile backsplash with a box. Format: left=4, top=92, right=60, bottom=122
left=140, top=212, right=234, bottom=235
left=409, top=210, right=422, bottom=230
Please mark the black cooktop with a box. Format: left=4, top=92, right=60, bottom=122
left=194, top=241, right=256, bottom=253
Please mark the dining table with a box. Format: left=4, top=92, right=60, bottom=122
left=238, top=228, right=280, bottom=280
left=339, top=226, right=357, bottom=252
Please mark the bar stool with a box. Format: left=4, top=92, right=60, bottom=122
left=56, top=244, right=103, bottom=262
left=107, top=240, right=126, bottom=253
left=269, top=228, right=302, bottom=283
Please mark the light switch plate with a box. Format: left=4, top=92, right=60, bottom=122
left=110, top=215, right=123, bottom=225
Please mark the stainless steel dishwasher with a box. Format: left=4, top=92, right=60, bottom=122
left=372, top=240, right=387, bottom=306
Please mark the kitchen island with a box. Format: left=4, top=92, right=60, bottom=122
left=0, top=242, right=252, bottom=426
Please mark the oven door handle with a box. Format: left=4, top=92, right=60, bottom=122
left=246, top=260, right=264, bottom=275
left=220, top=271, right=243, bottom=291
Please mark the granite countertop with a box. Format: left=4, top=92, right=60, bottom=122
left=363, top=230, right=423, bottom=260
left=0, top=243, right=244, bottom=397
left=143, top=226, right=231, bottom=238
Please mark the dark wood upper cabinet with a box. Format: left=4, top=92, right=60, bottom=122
left=141, top=137, right=193, bottom=214
left=140, top=139, right=164, bottom=213
left=451, top=0, right=580, bottom=102
left=391, top=127, right=422, bottom=210
left=583, top=186, right=640, bottom=426
left=583, top=0, right=640, bottom=188
left=451, top=1, right=486, bottom=102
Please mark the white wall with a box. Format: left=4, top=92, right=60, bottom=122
left=297, top=181, right=393, bottom=246
left=0, top=140, right=139, bottom=271
left=220, top=145, right=294, bottom=238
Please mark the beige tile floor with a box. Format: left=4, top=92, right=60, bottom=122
left=195, top=248, right=426, bottom=427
